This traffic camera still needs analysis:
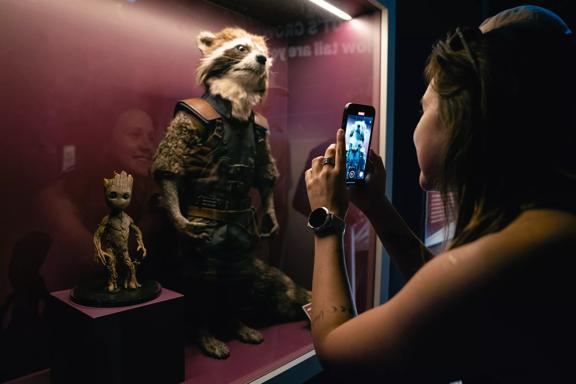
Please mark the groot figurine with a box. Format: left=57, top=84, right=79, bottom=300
left=152, top=27, right=310, bottom=359
left=94, top=171, right=147, bottom=293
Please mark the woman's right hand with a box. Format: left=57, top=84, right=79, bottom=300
left=349, top=149, right=388, bottom=217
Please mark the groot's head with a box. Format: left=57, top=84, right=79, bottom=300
left=103, top=170, right=133, bottom=211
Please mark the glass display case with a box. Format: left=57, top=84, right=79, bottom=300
left=0, top=0, right=394, bottom=382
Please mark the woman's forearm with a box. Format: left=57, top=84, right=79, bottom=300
left=369, top=199, right=435, bottom=278
left=311, top=233, right=356, bottom=352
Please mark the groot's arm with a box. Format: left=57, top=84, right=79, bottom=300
left=130, top=219, right=147, bottom=258
left=93, top=215, right=111, bottom=265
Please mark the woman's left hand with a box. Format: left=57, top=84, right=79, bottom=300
left=305, top=129, right=349, bottom=218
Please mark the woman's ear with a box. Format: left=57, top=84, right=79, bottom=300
left=197, top=31, right=216, bottom=54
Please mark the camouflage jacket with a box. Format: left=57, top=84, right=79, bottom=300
left=151, top=93, right=278, bottom=212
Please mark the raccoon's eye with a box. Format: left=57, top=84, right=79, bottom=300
left=236, top=45, right=247, bottom=52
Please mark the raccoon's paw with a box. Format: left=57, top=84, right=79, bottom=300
left=198, top=335, right=230, bottom=359
left=235, top=322, right=264, bottom=344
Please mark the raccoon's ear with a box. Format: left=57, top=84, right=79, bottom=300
left=197, top=31, right=216, bottom=54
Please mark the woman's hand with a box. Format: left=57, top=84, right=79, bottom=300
left=305, top=129, right=349, bottom=218
left=349, top=149, right=387, bottom=216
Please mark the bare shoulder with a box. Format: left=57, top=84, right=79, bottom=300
left=433, top=209, right=576, bottom=271
left=474, top=209, right=576, bottom=265
left=501, top=208, right=576, bottom=238
left=396, top=209, right=576, bottom=314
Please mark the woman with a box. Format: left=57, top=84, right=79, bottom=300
left=305, top=6, right=576, bottom=382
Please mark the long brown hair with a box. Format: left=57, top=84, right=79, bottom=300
left=425, top=26, right=576, bottom=249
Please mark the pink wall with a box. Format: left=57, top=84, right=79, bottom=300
left=0, top=0, right=380, bottom=380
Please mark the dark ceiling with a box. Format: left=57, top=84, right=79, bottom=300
left=204, top=0, right=382, bottom=26
left=204, top=0, right=575, bottom=36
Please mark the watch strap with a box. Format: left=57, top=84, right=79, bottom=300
left=314, top=212, right=345, bottom=237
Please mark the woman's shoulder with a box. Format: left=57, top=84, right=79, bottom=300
left=454, top=208, right=576, bottom=255
left=426, top=209, right=576, bottom=296
left=482, top=208, right=576, bottom=260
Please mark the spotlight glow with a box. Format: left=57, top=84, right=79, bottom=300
left=307, top=0, right=352, bottom=21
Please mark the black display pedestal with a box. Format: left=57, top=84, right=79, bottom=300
left=70, top=280, right=162, bottom=307
left=48, top=287, right=184, bottom=384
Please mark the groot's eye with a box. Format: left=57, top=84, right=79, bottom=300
left=123, top=193, right=130, bottom=199
left=236, top=45, right=247, bottom=52
left=109, top=192, right=117, bottom=198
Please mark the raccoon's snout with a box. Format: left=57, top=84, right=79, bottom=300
left=256, top=55, right=267, bottom=65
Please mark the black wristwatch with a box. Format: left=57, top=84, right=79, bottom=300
left=307, top=207, right=345, bottom=237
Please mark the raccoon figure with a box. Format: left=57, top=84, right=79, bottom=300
left=152, top=28, right=310, bottom=359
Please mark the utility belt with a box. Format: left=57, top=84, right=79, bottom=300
left=189, top=195, right=251, bottom=210
left=187, top=206, right=259, bottom=237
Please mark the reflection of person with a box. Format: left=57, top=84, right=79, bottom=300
left=34, top=108, right=159, bottom=290
left=305, top=6, right=576, bottom=382
left=107, top=108, right=155, bottom=177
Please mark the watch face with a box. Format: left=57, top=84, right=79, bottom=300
left=308, top=207, right=329, bottom=228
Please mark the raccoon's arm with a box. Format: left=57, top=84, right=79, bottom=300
left=254, top=128, right=279, bottom=211
left=254, top=128, right=279, bottom=235
left=152, top=112, right=206, bottom=225
left=158, top=178, right=188, bottom=228
left=152, top=112, right=205, bottom=178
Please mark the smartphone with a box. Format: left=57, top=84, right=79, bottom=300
left=341, top=103, right=375, bottom=185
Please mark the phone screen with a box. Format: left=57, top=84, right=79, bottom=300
left=344, top=110, right=374, bottom=183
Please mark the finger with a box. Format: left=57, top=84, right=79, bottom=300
left=305, top=168, right=312, bottom=186
left=311, top=155, right=324, bottom=173
left=324, top=143, right=336, bottom=159
left=190, top=221, right=208, bottom=229
left=322, top=146, right=337, bottom=171
left=368, top=149, right=385, bottom=173
left=368, top=149, right=382, bottom=162
left=335, top=128, right=345, bottom=171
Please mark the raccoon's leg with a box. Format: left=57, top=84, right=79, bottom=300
left=189, top=273, right=232, bottom=359
left=230, top=320, right=264, bottom=344
left=195, top=328, right=230, bottom=359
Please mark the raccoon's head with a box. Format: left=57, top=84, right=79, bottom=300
left=196, top=28, right=272, bottom=94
